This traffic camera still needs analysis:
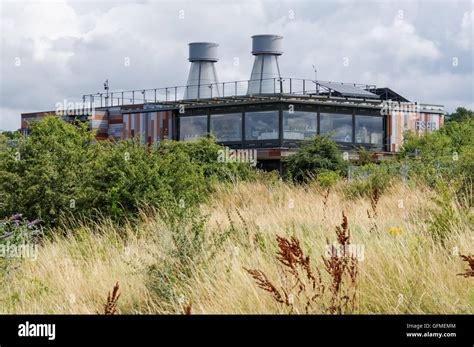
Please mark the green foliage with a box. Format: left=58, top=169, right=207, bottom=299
left=0, top=116, right=256, bottom=227
left=146, top=206, right=216, bottom=309
left=446, top=107, right=474, bottom=123
left=0, top=131, right=21, bottom=141
left=354, top=146, right=377, bottom=166
left=156, top=137, right=257, bottom=183
left=398, top=117, right=474, bottom=198
left=343, top=162, right=394, bottom=199
left=399, top=118, right=473, bottom=162
left=146, top=209, right=206, bottom=307
left=428, top=181, right=467, bottom=243
left=283, top=135, right=347, bottom=183
left=0, top=215, right=42, bottom=247
left=0, top=117, right=93, bottom=225
left=316, top=170, right=341, bottom=189
left=0, top=215, right=42, bottom=277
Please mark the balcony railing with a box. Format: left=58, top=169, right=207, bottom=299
left=82, top=77, right=378, bottom=109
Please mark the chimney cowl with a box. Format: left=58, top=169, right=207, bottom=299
left=251, top=34, right=283, bottom=55
left=184, top=42, right=220, bottom=99
left=188, top=42, right=219, bottom=62
left=247, top=34, right=284, bottom=94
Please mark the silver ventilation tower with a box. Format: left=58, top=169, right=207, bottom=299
left=184, top=42, right=220, bottom=99
left=247, top=35, right=283, bottom=95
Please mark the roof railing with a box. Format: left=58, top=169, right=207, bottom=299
left=82, top=77, right=378, bottom=109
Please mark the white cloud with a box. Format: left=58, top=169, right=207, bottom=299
left=367, top=19, right=441, bottom=61
left=457, top=10, right=473, bottom=50
left=0, top=0, right=472, bottom=130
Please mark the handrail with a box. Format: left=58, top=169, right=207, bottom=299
left=82, top=77, right=379, bottom=108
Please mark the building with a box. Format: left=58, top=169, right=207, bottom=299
left=21, top=35, right=444, bottom=170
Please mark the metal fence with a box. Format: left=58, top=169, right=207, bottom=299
left=82, top=77, right=378, bottom=109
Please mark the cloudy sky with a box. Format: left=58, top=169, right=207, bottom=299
left=0, top=0, right=472, bottom=130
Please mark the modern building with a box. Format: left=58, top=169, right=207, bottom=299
left=21, top=35, right=444, bottom=170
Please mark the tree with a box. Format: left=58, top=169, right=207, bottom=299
left=0, top=130, right=21, bottom=140
left=446, top=107, right=473, bottom=123
left=0, top=117, right=257, bottom=227
left=0, top=116, right=93, bottom=225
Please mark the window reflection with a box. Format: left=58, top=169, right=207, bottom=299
left=283, top=111, right=317, bottom=140
left=245, top=111, right=279, bottom=140
left=355, top=116, right=383, bottom=145
left=320, top=113, right=353, bottom=142
left=210, top=113, right=242, bottom=142
left=179, top=115, right=208, bottom=141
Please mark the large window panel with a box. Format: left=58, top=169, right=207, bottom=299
left=320, top=113, right=353, bottom=142
left=283, top=111, right=317, bottom=140
left=245, top=111, right=279, bottom=140
left=210, top=113, right=242, bottom=142
left=355, top=115, right=383, bottom=145
left=179, top=115, right=208, bottom=141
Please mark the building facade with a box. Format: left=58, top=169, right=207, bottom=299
left=20, top=36, right=445, bottom=169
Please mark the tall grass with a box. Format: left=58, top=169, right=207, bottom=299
left=0, top=181, right=472, bottom=314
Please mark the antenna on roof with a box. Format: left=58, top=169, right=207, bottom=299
left=104, top=79, right=109, bottom=106
left=312, top=65, right=319, bottom=94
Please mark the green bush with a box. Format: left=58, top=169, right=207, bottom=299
left=283, top=135, right=347, bottom=183
left=398, top=117, right=473, bottom=201
left=0, top=117, right=256, bottom=227
left=354, top=146, right=377, bottom=166
left=0, top=118, right=93, bottom=225
left=343, top=163, right=394, bottom=199
left=315, top=170, right=341, bottom=189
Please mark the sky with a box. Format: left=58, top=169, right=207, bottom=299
left=0, top=0, right=472, bottom=130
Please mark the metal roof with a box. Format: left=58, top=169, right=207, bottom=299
left=317, top=81, right=380, bottom=99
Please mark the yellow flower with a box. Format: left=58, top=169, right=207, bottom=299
left=387, top=227, right=403, bottom=234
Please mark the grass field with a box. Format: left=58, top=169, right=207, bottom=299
left=0, top=180, right=472, bottom=314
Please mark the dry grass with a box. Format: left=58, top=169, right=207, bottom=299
left=0, top=181, right=472, bottom=314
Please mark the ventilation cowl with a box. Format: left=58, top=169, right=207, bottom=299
left=247, top=35, right=283, bottom=95
left=184, top=42, right=220, bottom=99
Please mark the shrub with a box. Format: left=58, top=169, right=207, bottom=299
left=283, top=135, right=347, bottom=183
left=0, top=117, right=257, bottom=227
left=398, top=117, right=473, bottom=201
left=316, top=170, right=341, bottom=189
left=427, top=181, right=468, bottom=243
left=354, top=146, right=377, bottom=166
left=156, top=137, right=256, bottom=183
left=0, top=117, right=93, bottom=226
left=343, top=163, right=393, bottom=199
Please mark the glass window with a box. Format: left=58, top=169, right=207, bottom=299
left=245, top=111, right=279, bottom=140
left=179, top=115, right=208, bottom=141
left=355, top=115, right=383, bottom=145
left=320, top=113, right=353, bottom=142
left=283, top=111, right=317, bottom=140
left=210, top=113, right=242, bottom=142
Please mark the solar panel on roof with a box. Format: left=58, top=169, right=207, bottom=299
left=318, top=81, right=380, bottom=99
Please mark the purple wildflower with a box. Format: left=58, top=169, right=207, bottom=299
left=11, top=213, right=23, bottom=220
left=27, top=219, right=40, bottom=227
left=0, top=232, right=13, bottom=239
